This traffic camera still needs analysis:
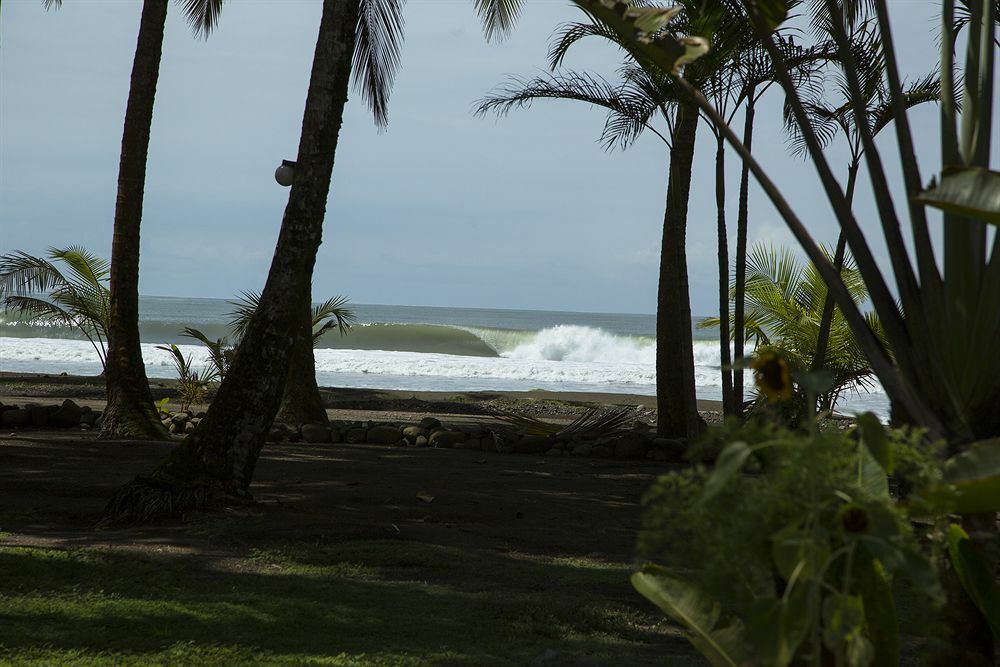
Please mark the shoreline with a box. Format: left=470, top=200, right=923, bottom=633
left=0, top=371, right=725, bottom=423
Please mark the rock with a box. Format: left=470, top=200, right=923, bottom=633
left=647, top=449, right=668, bottom=461
left=79, top=411, right=97, bottom=426
left=329, top=427, right=342, bottom=444
left=367, top=425, right=402, bottom=444
left=591, top=445, right=614, bottom=458
left=170, top=412, right=191, bottom=426
left=414, top=435, right=429, bottom=448
left=168, top=422, right=184, bottom=435
left=300, top=423, right=331, bottom=443
left=52, top=399, right=83, bottom=426
left=514, top=434, right=551, bottom=454
left=401, top=426, right=429, bottom=443
left=571, top=443, right=592, bottom=457
left=458, top=437, right=480, bottom=450
left=545, top=448, right=564, bottom=457
left=651, top=438, right=686, bottom=462
left=0, top=408, right=30, bottom=428
left=29, top=404, right=56, bottom=427
left=345, top=427, right=366, bottom=444
left=184, top=421, right=197, bottom=434
left=614, top=436, right=648, bottom=459
left=418, top=417, right=442, bottom=430
left=267, top=425, right=291, bottom=443
left=428, top=430, right=467, bottom=448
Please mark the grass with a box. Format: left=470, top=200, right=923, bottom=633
left=0, top=538, right=690, bottom=666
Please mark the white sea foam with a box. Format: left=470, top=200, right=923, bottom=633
left=0, top=334, right=889, bottom=417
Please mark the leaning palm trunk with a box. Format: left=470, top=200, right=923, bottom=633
left=656, top=101, right=701, bottom=439
left=713, top=134, right=734, bottom=416
left=274, top=296, right=329, bottom=427
left=99, top=0, right=170, bottom=441
left=102, top=0, right=359, bottom=522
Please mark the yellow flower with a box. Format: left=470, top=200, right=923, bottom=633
left=751, top=352, right=792, bottom=402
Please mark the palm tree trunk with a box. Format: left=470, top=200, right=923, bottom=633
left=656, top=100, right=701, bottom=439
left=714, top=133, right=734, bottom=416
left=275, top=294, right=329, bottom=428
left=733, top=96, right=755, bottom=418
left=811, top=159, right=860, bottom=403
left=102, top=0, right=359, bottom=522
left=99, top=0, right=169, bottom=441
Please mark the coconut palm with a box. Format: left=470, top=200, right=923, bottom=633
left=699, top=243, right=883, bottom=411
left=103, top=0, right=526, bottom=524
left=44, top=0, right=225, bottom=440
left=0, top=246, right=111, bottom=369
left=478, top=1, right=816, bottom=432
left=185, top=291, right=355, bottom=425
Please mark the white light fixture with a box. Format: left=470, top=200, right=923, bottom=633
left=274, top=159, right=296, bottom=187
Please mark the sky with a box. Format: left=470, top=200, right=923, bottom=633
left=0, top=0, right=983, bottom=315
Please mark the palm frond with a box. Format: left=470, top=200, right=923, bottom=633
left=182, top=327, right=232, bottom=379
left=474, top=0, right=524, bottom=42
left=548, top=21, right=621, bottom=69
left=42, top=0, right=61, bottom=9
left=227, top=290, right=261, bottom=342
left=311, top=295, right=356, bottom=344
left=353, top=0, right=405, bottom=130
left=476, top=71, right=665, bottom=150
left=178, top=0, right=225, bottom=39
left=0, top=250, right=68, bottom=296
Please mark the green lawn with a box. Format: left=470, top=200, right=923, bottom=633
left=0, top=539, right=692, bottom=666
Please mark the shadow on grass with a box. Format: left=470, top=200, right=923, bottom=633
left=0, top=540, right=696, bottom=666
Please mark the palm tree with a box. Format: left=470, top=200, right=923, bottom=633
left=700, top=243, right=883, bottom=412
left=185, top=291, right=355, bottom=425
left=478, top=1, right=804, bottom=435
left=102, top=0, right=525, bottom=524
left=0, top=246, right=111, bottom=369
left=44, top=0, right=225, bottom=440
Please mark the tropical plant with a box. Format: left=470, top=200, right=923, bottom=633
left=183, top=291, right=355, bottom=424
left=155, top=343, right=219, bottom=411
left=565, top=0, right=999, bottom=659
left=700, top=243, right=883, bottom=413
left=0, top=246, right=111, bottom=370
left=478, top=1, right=813, bottom=432
left=783, top=19, right=940, bottom=374
left=45, top=0, right=225, bottom=440
left=103, top=0, right=526, bottom=525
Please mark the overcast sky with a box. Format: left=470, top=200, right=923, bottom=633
left=0, top=0, right=978, bottom=314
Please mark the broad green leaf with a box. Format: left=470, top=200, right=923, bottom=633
left=914, top=167, right=1000, bottom=225
left=625, top=5, right=681, bottom=34
left=822, top=593, right=865, bottom=652
left=858, top=445, right=890, bottom=499
left=771, top=524, right=830, bottom=582
left=947, top=524, right=1000, bottom=637
left=745, top=588, right=809, bottom=666
left=750, top=0, right=791, bottom=32
left=855, top=550, right=900, bottom=666
left=861, top=536, right=943, bottom=604
left=856, top=412, right=892, bottom=474
left=941, top=438, right=1000, bottom=513
left=700, top=441, right=751, bottom=504
left=632, top=565, right=751, bottom=667
left=569, top=0, right=689, bottom=73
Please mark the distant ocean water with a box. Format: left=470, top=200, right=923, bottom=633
left=0, top=296, right=889, bottom=417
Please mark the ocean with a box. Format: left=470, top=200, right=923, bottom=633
left=0, top=296, right=889, bottom=417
